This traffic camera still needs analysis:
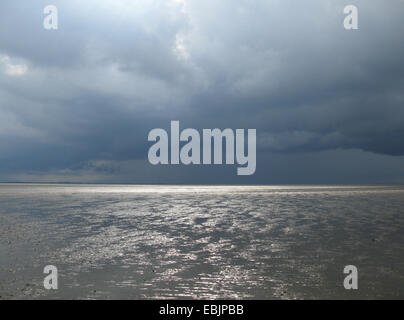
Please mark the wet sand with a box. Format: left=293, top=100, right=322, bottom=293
left=0, top=184, right=403, bottom=299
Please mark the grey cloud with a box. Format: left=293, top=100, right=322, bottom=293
left=0, top=0, right=404, bottom=182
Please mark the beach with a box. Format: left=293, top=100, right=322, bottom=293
left=0, top=184, right=403, bottom=299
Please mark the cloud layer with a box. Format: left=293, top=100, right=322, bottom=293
left=1, top=0, right=404, bottom=183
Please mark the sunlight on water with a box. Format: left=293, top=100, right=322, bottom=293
left=0, top=184, right=403, bottom=299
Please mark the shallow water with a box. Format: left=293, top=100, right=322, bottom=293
left=0, top=184, right=403, bottom=299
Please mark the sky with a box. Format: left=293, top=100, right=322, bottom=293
left=0, top=0, right=404, bottom=184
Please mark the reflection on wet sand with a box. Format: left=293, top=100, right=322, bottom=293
left=0, top=184, right=403, bottom=299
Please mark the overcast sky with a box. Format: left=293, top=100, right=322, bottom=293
left=1, top=0, right=404, bottom=184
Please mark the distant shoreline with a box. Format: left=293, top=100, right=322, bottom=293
left=0, top=182, right=403, bottom=187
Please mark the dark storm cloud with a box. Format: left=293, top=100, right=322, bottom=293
left=0, top=0, right=404, bottom=182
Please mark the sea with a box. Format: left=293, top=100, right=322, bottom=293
left=0, top=184, right=403, bottom=299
